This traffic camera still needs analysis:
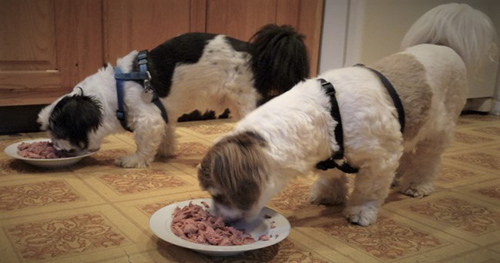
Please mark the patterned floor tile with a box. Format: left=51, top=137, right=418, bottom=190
left=385, top=192, right=500, bottom=246
left=5, top=213, right=128, bottom=261
left=471, top=126, right=500, bottom=137
left=296, top=213, right=476, bottom=263
left=98, top=170, right=187, bottom=195
left=0, top=180, right=82, bottom=211
left=446, top=151, right=500, bottom=173
left=319, top=216, right=446, bottom=261
left=435, top=161, right=496, bottom=189
left=1, top=114, right=499, bottom=262
left=267, top=180, right=345, bottom=222
left=78, top=168, right=200, bottom=202
left=461, top=115, right=500, bottom=122
left=408, top=197, right=500, bottom=234
left=200, top=238, right=334, bottom=263
left=441, top=249, right=500, bottom=263
left=0, top=177, right=106, bottom=220
left=0, top=158, right=71, bottom=178
left=454, top=131, right=496, bottom=145
left=453, top=178, right=500, bottom=206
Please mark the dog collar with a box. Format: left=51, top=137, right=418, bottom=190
left=114, top=50, right=169, bottom=132
left=316, top=78, right=359, bottom=174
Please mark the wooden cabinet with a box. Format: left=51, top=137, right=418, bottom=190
left=0, top=0, right=323, bottom=107
left=0, top=0, right=103, bottom=106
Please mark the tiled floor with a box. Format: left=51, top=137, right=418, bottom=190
left=1, top=114, right=500, bottom=263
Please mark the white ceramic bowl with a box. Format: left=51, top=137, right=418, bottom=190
left=4, top=139, right=96, bottom=168
left=149, top=198, right=291, bottom=256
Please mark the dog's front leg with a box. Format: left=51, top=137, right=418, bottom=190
left=343, top=157, right=399, bottom=226
left=309, top=169, right=348, bottom=205
left=115, top=120, right=164, bottom=168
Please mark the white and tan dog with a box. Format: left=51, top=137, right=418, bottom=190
left=197, top=3, right=498, bottom=226
left=37, top=25, right=309, bottom=168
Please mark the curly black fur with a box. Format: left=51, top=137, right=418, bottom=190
left=49, top=94, right=102, bottom=149
left=249, top=24, right=310, bottom=104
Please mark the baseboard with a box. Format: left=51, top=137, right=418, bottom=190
left=463, top=98, right=494, bottom=113
left=0, top=105, right=46, bottom=135
left=0, top=106, right=230, bottom=135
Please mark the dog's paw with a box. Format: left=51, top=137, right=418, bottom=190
left=343, top=201, right=379, bottom=227
left=115, top=155, right=151, bottom=168
left=401, top=182, right=434, bottom=198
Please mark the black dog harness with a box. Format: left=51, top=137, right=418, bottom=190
left=114, top=50, right=168, bottom=132
left=316, top=66, right=405, bottom=174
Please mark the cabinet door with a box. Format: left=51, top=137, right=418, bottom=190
left=0, top=0, right=103, bottom=106
left=104, top=0, right=206, bottom=63
left=206, top=0, right=323, bottom=75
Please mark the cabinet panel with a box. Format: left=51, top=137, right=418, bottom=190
left=206, top=0, right=323, bottom=75
left=0, top=0, right=103, bottom=106
left=104, top=0, right=205, bottom=63
left=0, top=0, right=323, bottom=107
left=0, top=0, right=56, bottom=71
left=206, top=0, right=276, bottom=40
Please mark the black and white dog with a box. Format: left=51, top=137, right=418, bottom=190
left=38, top=24, right=309, bottom=168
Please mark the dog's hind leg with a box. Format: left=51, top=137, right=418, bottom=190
left=343, top=152, right=401, bottom=226
left=397, top=136, right=449, bottom=198
left=309, top=169, right=348, bottom=205
left=157, top=123, right=177, bottom=158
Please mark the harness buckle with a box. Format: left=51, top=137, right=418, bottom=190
left=144, top=71, right=153, bottom=92
left=116, top=110, right=125, bottom=120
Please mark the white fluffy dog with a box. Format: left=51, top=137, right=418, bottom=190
left=197, top=4, right=498, bottom=226
left=37, top=25, right=309, bottom=168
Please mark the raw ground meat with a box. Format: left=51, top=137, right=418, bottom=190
left=259, top=234, right=270, bottom=241
left=171, top=202, right=256, bottom=246
left=17, top=141, right=71, bottom=159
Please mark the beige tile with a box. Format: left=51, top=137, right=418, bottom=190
left=455, top=178, right=500, bottom=206
left=296, top=211, right=477, bottom=263
left=77, top=167, right=201, bottom=203
left=0, top=205, right=146, bottom=263
left=441, top=249, right=500, bottom=263
left=1, top=114, right=500, bottom=262
left=435, top=160, right=497, bottom=189
left=0, top=176, right=106, bottom=219
left=385, top=191, right=500, bottom=246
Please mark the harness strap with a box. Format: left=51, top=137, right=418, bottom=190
left=115, top=66, right=133, bottom=132
left=316, top=78, right=359, bottom=174
left=152, top=95, right=169, bottom=123
left=114, top=50, right=168, bottom=132
left=356, top=64, right=405, bottom=133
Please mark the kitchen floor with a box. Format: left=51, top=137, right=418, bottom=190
left=1, top=114, right=500, bottom=263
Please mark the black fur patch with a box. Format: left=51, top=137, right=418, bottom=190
left=134, top=25, right=308, bottom=109
left=225, top=37, right=250, bottom=52
left=249, top=24, right=309, bottom=105
left=49, top=95, right=102, bottom=149
left=146, top=33, right=218, bottom=98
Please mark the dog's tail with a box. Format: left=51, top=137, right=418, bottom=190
left=401, top=3, right=497, bottom=70
left=249, top=24, right=309, bottom=104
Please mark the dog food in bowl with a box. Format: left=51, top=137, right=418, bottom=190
left=17, top=141, right=71, bottom=159
left=171, top=202, right=256, bottom=246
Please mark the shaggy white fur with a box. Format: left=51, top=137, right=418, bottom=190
left=197, top=3, right=498, bottom=226
left=38, top=36, right=256, bottom=168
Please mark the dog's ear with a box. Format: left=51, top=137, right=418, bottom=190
left=204, top=132, right=270, bottom=210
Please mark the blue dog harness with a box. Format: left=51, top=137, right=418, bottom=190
left=114, top=50, right=168, bottom=132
